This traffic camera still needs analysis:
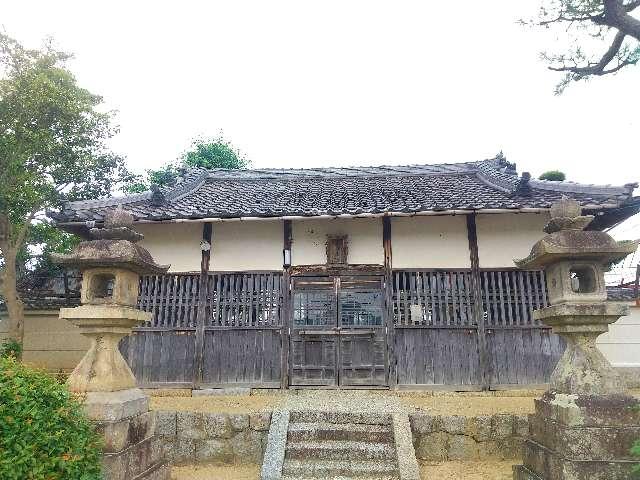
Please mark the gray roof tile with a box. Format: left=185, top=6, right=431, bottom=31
left=51, top=157, right=638, bottom=223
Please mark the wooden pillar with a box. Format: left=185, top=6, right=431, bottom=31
left=466, top=213, right=490, bottom=390
left=194, top=222, right=213, bottom=388
left=383, top=216, right=396, bottom=388
left=281, top=220, right=292, bottom=389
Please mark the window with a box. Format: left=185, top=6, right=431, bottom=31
left=326, top=235, right=348, bottom=265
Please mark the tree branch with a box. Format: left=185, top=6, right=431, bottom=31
left=548, top=31, right=632, bottom=75
left=13, top=209, right=38, bottom=252
left=604, top=0, right=640, bottom=41
left=624, top=0, right=640, bottom=12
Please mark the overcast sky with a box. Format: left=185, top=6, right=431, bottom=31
left=4, top=0, right=639, bottom=187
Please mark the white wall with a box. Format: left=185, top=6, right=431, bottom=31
left=391, top=215, right=470, bottom=269
left=136, top=222, right=202, bottom=272
left=476, top=213, right=549, bottom=268
left=210, top=220, right=283, bottom=271
left=292, top=218, right=383, bottom=265
left=597, top=304, right=640, bottom=370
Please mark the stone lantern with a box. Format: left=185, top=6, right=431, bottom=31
left=512, top=197, right=640, bottom=480
left=53, top=207, right=170, bottom=480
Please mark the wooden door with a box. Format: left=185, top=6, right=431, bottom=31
left=338, top=276, right=387, bottom=386
left=289, top=275, right=388, bottom=387
left=290, top=276, right=338, bottom=386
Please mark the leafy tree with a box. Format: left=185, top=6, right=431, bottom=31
left=527, top=0, right=640, bottom=93
left=539, top=170, right=567, bottom=181
left=0, top=33, right=129, bottom=348
left=124, top=134, right=248, bottom=192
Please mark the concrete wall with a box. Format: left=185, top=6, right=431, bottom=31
left=291, top=218, right=384, bottom=265
left=137, top=223, right=203, bottom=272
left=210, top=220, right=283, bottom=271
left=597, top=303, right=640, bottom=387
left=391, top=216, right=470, bottom=269
left=0, top=310, right=89, bottom=372
left=476, top=213, right=549, bottom=268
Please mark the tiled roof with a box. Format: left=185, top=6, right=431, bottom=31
left=50, top=156, right=638, bottom=223
left=606, top=286, right=638, bottom=302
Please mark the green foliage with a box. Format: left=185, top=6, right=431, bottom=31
left=0, top=33, right=130, bottom=315
left=0, top=339, right=22, bottom=358
left=123, top=133, right=248, bottom=192
left=17, top=221, right=80, bottom=276
left=632, top=439, right=640, bottom=476
left=0, top=34, right=129, bottom=229
left=538, top=170, right=566, bottom=181
left=0, top=357, right=102, bottom=479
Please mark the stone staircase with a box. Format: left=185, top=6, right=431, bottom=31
left=282, top=411, right=398, bottom=479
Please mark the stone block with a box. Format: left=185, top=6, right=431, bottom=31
left=231, top=431, right=264, bottom=463
left=84, top=388, right=149, bottom=422
left=447, top=434, right=478, bottom=460
left=102, top=435, right=164, bottom=480
left=441, top=415, right=466, bottom=435
left=515, top=415, right=530, bottom=437
left=171, top=437, right=196, bottom=464
left=155, top=411, right=177, bottom=436
left=497, top=437, right=523, bottom=459
left=466, top=415, right=492, bottom=441
left=250, top=411, right=271, bottom=431
left=409, top=413, right=439, bottom=434
left=491, top=414, right=514, bottom=439
left=229, top=413, right=250, bottom=431
left=414, top=432, right=448, bottom=461
left=476, top=440, right=501, bottom=459
left=195, top=439, right=233, bottom=463
left=96, top=410, right=156, bottom=453
left=203, top=412, right=233, bottom=439
left=177, top=411, right=205, bottom=440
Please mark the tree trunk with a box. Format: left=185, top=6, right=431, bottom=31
left=1, top=247, right=25, bottom=354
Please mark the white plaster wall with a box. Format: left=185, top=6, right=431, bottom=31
left=391, top=215, right=470, bottom=269
left=476, top=213, right=550, bottom=268
left=136, top=222, right=202, bottom=272
left=210, top=220, right=283, bottom=271
left=292, top=218, right=383, bottom=265
left=597, top=304, right=640, bottom=368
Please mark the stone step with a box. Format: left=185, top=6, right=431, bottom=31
left=289, top=411, right=392, bottom=425
left=288, top=421, right=394, bottom=443
left=286, top=440, right=396, bottom=461
left=282, top=458, right=399, bottom=478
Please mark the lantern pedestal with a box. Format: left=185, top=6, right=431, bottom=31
left=59, top=304, right=170, bottom=480
left=54, top=207, right=171, bottom=480
left=511, top=198, right=639, bottom=480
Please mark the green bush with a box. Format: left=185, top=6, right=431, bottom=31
left=633, top=439, right=640, bottom=476
left=0, top=357, right=102, bottom=479
left=0, top=339, right=22, bottom=359
left=538, top=170, right=566, bottom=181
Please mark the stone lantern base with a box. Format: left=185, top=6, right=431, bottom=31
left=513, top=391, right=640, bottom=480
left=89, top=389, right=170, bottom=480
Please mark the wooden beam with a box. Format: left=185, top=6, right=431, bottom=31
left=466, top=213, right=490, bottom=390
left=194, top=222, right=213, bottom=388
left=383, top=216, right=396, bottom=389
left=281, top=220, right=292, bottom=389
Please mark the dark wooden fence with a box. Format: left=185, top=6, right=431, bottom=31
left=120, top=272, right=283, bottom=388
left=391, top=269, right=564, bottom=390
left=120, top=269, right=563, bottom=389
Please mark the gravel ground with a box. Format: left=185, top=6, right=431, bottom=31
left=150, top=390, right=539, bottom=416
left=149, top=395, right=278, bottom=413
left=420, top=461, right=514, bottom=479
left=171, top=464, right=259, bottom=479
left=169, top=461, right=515, bottom=479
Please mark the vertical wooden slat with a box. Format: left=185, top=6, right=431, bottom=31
left=466, top=213, right=489, bottom=390
left=382, top=216, right=395, bottom=387
left=194, top=222, right=213, bottom=388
